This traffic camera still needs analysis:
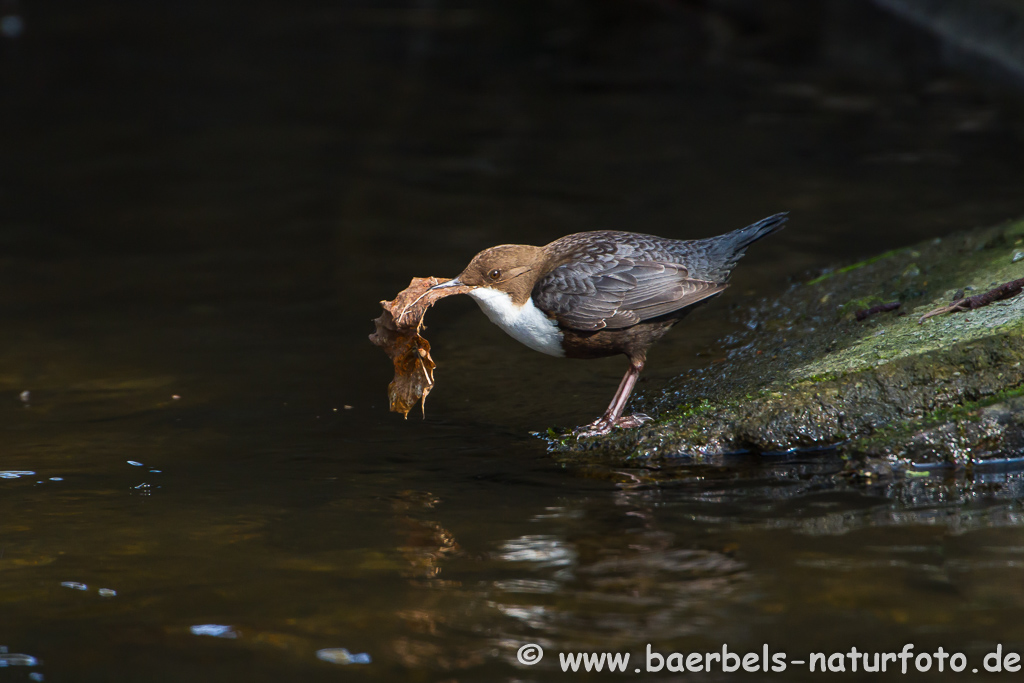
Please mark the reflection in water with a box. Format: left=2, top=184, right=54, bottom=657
left=377, top=466, right=1024, bottom=678
left=392, top=491, right=461, bottom=583
left=497, top=536, right=576, bottom=567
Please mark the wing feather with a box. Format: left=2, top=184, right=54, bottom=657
left=534, top=249, right=726, bottom=331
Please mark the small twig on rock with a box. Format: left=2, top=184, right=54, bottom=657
left=918, top=277, right=1024, bottom=324
left=855, top=301, right=901, bottom=321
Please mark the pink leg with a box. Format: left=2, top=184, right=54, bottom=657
left=576, top=358, right=652, bottom=437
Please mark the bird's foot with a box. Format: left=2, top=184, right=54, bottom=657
left=575, top=413, right=652, bottom=438
left=615, top=413, right=652, bottom=429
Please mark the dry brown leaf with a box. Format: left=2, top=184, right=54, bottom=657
left=369, top=276, right=471, bottom=418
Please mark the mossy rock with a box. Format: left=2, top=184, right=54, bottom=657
left=550, top=218, right=1024, bottom=477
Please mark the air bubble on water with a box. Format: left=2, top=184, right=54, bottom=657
left=316, top=648, right=372, bottom=665
left=190, top=624, right=238, bottom=638
left=0, top=471, right=34, bottom=479
left=0, top=652, right=38, bottom=667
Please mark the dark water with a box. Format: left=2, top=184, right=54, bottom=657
left=3, top=2, right=1024, bottom=681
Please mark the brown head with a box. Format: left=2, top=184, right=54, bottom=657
left=432, top=244, right=547, bottom=305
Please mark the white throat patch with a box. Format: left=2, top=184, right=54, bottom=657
left=468, top=288, right=565, bottom=357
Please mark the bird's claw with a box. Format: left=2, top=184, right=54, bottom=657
left=574, top=413, right=652, bottom=438
left=614, top=413, right=652, bottom=429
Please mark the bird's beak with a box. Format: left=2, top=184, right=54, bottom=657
left=429, top=277, right=465, bottom=291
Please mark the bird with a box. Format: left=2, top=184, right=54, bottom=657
left=430, top=213, right=787, bottom=436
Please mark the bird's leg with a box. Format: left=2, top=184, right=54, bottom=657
left=576, top=358, right=651, bottom=437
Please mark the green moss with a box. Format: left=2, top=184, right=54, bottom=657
left=806, top=248, right=903, bottom=285
left=664, top=398, right=717, bottom=421
left=544, top=427, right=576, bottom=449
left=835, top=296, right=887, bottom=316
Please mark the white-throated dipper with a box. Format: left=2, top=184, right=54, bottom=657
left=431, top=213, right=787, bottom=436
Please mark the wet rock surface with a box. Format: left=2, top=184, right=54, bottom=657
left=551, top=218, right=1024, bottom=477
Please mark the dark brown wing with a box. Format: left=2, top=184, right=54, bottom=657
left=533, top=253, right=725, bottom=332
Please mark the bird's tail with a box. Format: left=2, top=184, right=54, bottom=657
left=692, top=212, right=788, bottom=281
left=723, top=212, right=788, bottom=252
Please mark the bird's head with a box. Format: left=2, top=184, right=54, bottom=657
left=431, top=244, right=546, bottom=304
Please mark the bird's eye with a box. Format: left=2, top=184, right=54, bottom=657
left=488, top=268, right=501, bottom=280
